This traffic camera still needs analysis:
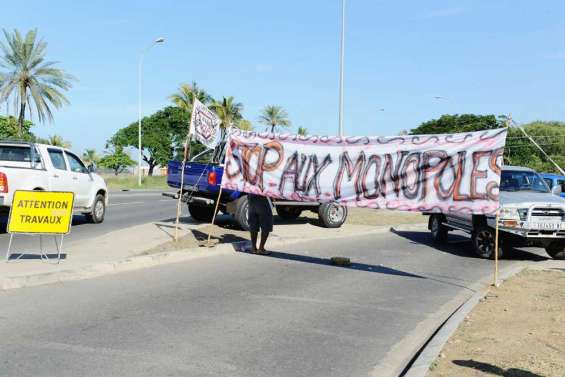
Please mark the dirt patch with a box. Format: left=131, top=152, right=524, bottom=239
left=427, top=269, right=565, bottom=377
left=141, top=223, right=250, bottom=255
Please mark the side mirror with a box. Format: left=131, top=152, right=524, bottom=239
left=88, top=163, right=96, bottom=173
left=552, top=184, right=562, bottom=196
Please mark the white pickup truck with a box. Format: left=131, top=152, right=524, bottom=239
left=0, top=141, right=108, bottom=223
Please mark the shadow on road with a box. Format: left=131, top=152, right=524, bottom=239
left=390, top=229, right=549, bottom=262
left=452, top=359, right=542, bottom=377
left=7, top=253, right=67, bottom=261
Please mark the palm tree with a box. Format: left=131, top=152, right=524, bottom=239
left=297, top=127, right=308, bottom=136
left=168, top=81, right=212, bottom=114
left=0, top=29, right=75, bottom=136
left=210, top=96, right=243, bottom=134
left=82, top=149, right=100, bottom=165
left=47, top=134, right=71, bottom=148
left=237, top=119, right=253, bottom=131
left=258, top=105, right=291, bottom=133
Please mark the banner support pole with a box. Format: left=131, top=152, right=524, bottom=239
left=174, top=134, right=192, bottom=241
left=493, top=211, right=500, bottom=287
left=206, top=186, right=224, bottom=247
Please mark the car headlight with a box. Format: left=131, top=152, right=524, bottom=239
left=499, top=207, right=520, bottom=220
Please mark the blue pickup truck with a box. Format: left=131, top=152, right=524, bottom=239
left=166, top=145, right=348, bottom=230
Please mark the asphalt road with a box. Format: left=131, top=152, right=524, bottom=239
left=0, top=230, right=547, bottom=377
left=0, top=190, right=179, bottom=253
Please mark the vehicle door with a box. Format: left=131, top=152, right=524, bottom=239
left=64, top=151, right=92, bottom=208
left=47, top=148, right=75, bottom=194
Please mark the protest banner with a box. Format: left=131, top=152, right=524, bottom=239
left=189, top=98, right=221, bottom=149
left=221, top=128, right=508, bottom=214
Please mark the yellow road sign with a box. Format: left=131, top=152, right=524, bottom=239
left=8, top=191, right=74, bottom=234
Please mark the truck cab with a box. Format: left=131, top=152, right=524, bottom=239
left=428, top=166, right=565, bottom=260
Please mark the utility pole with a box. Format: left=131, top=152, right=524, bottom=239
left=338, top=0, right=346, bottom=137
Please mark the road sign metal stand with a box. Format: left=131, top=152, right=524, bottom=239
left=5, top=233, right=65, bottom=264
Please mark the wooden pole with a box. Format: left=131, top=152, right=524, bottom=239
left=493, top=211, right=500, bottom=287
left=206, top=185, right=224, bottom=247
left=174, top=134, right=191, bottom=241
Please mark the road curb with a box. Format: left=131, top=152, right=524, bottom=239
left=402, top=263, right=529, bottom=377
left=0, top=223, right=427, bottom=291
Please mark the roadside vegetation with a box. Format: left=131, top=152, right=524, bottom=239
left=103, top=175, right=168, bottom=190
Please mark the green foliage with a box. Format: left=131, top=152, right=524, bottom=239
left=297, top=126, right=308, bottom=136
left=46, top=134, right=71, bottom=148
left=0, top=115, right=34, bottom=140
left=99, top=145, right=135, bottom=175
left=504, top=121, right=565, bottom=174
left=237, top=119, right=253, bottom=131
left=210, top=96, right=243, bottom=132
left=411, top=114, right=565, bottom=174
left=258, top=105, right=291, bottom=133
left=111, top=106, right=206, bottom=175
left=169, top=81, right=212, bottom=112
left=0, top=29, right=75, bottom=134
left=410, top=114, right=501, bottom=135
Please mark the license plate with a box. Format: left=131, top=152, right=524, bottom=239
left=525, top=222, right=562, bottom=230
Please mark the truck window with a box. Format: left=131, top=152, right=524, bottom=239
left=65, top=152, right=88, bottom=173
left=544, top=178, right=554, bottom=188
left=0, top=145, right=41, bottom=163
left=559, top=179, right=565, bottom=192
left=48, top=149, right=67, bottom=170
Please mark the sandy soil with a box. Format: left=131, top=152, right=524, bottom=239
left=427, top=269, right=565, bottom=377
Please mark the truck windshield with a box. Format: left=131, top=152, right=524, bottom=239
left=500, top=171, right=550, bottom=193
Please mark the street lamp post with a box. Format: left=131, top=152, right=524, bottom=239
left=338, top=0, right=346, bottom=137
left=138, top=37, right=165, bottom=186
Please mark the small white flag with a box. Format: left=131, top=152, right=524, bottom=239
left=189, top=98, right=221, bottom=148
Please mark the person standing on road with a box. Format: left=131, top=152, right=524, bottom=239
left=248, top=193, right=273, bottom=255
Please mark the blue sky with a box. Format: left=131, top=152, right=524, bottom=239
left=2, top=0, right=565, bottom=154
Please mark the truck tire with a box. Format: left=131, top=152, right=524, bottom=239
left=545, top=241, right=565, bottom=260
left=85, top=194, right=105, bottom=224
left=429, top=214, right=448, bottom=243
left=472, top=225, right=503, bottom=259
left=234, top=196, right=250, bottom=231
left=318, top=202, right=347, bottom=228
left=276, top=206, right=302, bottom=220
left=188, top=203, right=215, bottom=222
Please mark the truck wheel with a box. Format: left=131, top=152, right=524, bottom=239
left=276, top=206, right=302, bottom=220
left=429, top=214, right=448, bottom=243
left=545, top=241, right=565, bottom=260
left=234, top=196, right=250, bottom=231
left=86, top=194, right=105, bottom=224
left=188, top=203, right=215, bottom=222
left=472, top=225, right=503, bottom=259
left=318, top=202, right=347, bottom=228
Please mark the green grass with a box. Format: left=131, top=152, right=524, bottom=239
left=103, top=175, right=168, bottom=190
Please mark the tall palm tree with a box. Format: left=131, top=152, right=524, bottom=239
left=297, top=127, right=308, bottom=136
left=169, top=81, right=212, bottom=112
left=210, top=96, right=243, bottom=134
left=237, top=119, right=253, bottom=131
left=0, top=29, right=75, bottom=136
left=47, top=134, right=71, bottom=148
left=258, top=105, right=291, bottom=133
